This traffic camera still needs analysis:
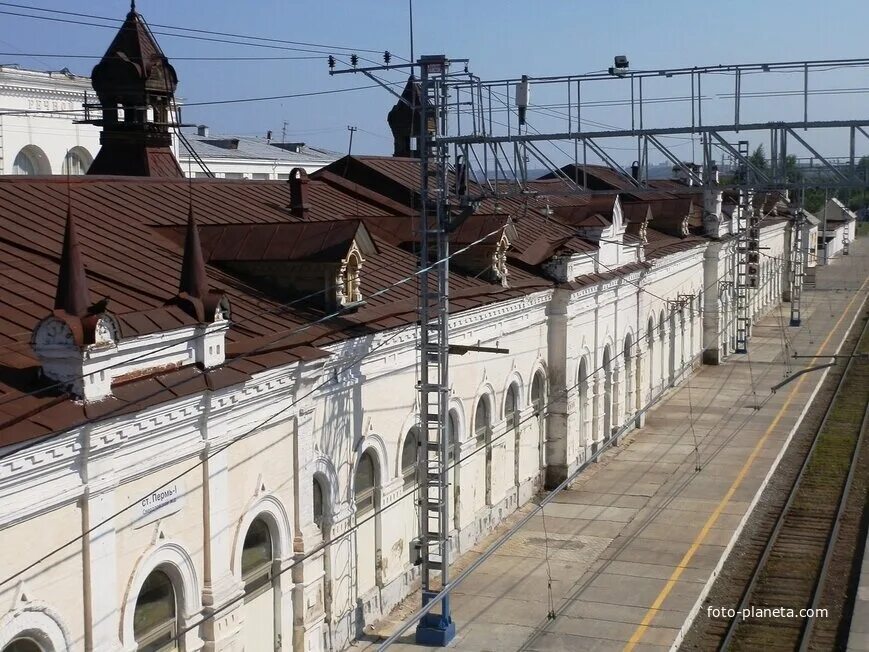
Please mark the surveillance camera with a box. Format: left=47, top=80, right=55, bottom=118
left=614, top=55, right=629, bottom=69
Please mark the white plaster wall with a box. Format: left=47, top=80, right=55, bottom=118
left=0, top=68, right=100, bottom=175
left=0, top=503, right=83, bottom=650
left=0, top=224, right=798, bottom=652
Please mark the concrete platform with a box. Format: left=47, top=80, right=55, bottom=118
left=364, top=240, right=869, bottom=652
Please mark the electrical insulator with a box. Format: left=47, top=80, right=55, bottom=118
left=383, top=51, right=391, bottom=65
left=328, top=55, right=336, bottom=70
left=515, top=75, right=530, bottom=127
left=350, top=54, right=359, bottom=67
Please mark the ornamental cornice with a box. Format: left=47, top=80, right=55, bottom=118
left=0, top=431, right=81, bottom=483
left=647, top=247, right=706, bottom=276
left=330, top=290, right=553, bottom=358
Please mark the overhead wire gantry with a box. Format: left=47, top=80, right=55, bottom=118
left=330, top=54, right=869, bottom=648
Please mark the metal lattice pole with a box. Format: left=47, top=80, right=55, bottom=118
left=789, top=207, right=805, bottom=326
left=734, top=140, right=752, bottom=353
left=415, top=54, right=456, bottom=647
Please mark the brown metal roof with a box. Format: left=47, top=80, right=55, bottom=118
left=159, top=220, right=368, bottom=263
left=0, top=159, right=736, bottom=446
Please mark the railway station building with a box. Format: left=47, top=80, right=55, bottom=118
left=0, top=6, right=854, bottom=652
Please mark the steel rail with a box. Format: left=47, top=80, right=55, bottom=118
left=718, top=312, right=869, bottom=650
left=798, top=389, right=869, bottom=650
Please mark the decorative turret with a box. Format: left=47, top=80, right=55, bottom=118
left=31, top=200, right=230, bottom=403
left=387, top=76, right=433, bottom=158
left=86, top=4, right=183, bottom=177
left=32, top=205, right=121, bottom=399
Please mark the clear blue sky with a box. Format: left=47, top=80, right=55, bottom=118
left=2, top=0, right=867, bottom=162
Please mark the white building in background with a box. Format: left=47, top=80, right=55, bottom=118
left=816, top=197, right=858, bottom=261
left=0, top=65, right=99, bottom=175
left=0, top=66, right=337, bottom=179
left=180, top=127, right=339, bottom=179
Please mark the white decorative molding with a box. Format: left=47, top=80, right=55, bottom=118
left=120, top=540, right=203, bottom=652
left=0, top=599, right=73, bottom=651
left=231, top=493, right=293, bottom=579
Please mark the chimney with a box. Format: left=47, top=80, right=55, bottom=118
left=289, top=167, right=310, bottom=218
left=197, top=124, right=209, bottom=137
left=54, top=204, right=91, bottom=317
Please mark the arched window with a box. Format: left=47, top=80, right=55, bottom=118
left=446, top=409, right=461, bottom=529
left=624, top=334, right=634, bottom=419
left=242, top=518, right=274, bottom=594
left=659, top=309, right=667, bottom=386
left=474, top=397, right=491, bottom=443
left=401, top=427, right=419, bottom=487
left=61, top=148, right=92, bottom=175
left=354, top=451, right=378, bottom=513
left=133, top=569, right=177, bottom=652
left=504, top=384, right=519, bottom=432
left=313, top=478, right=325, bottom=529
left=241, top=518, right=277, bottom=650
left=12, top=151, right=36, bottom=175
left=531, top=373, right=545, bottom=415
left=3, top=640, right=44, bottom=652
left=647, top=317, right=656, bottom=398
left=12, top=145, right=51, bottom=175
left=531, top=371, right=546, bottom=468
left=578, top=357, right=589, bottom=444
left=446, top=410, right=459, bottom=461
left=476, top=395, right=493, bottom=505
left=342, top=253, right=361, bottom=303
left=602, top=345, right=613, bottom=440
left=505, top=383, right=520, bottom=486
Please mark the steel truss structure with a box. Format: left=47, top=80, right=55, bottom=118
left=331, top=56, right=869, bottom=648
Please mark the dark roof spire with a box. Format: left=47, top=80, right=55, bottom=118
left=179, top=203, right=208, bottom=300
left=54, top=204, right=90, bottom=317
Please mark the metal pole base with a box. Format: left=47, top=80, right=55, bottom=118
left=735, top=347, right=748, bottom=354
left=789, top=318, right=801, bottom=327
left=415, top=592, right=456, bottom=646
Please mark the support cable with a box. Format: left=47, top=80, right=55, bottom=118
left=539, top=505, right=557, bottom=620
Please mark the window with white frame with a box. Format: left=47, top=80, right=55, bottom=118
left=133, top=569, right=178, bottom=652
left=241, top=518, right=274, bottom=595
left=401, top=427, right=419, bottom=487
left=354, top=451, right=378, bottom=513
left=474, top=397, right=491, bottom=443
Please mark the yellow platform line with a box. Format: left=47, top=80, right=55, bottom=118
left=623, top=279, right=868, bottom=651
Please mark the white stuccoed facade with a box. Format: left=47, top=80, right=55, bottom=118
left=0, top=66, right=99, bottom=175
left=0, top=209, right=804, bottom=652
left=0, top=66, right=336, bottom=180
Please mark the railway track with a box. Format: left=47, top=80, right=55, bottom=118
left=696, top=311, right=869, bottom=651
